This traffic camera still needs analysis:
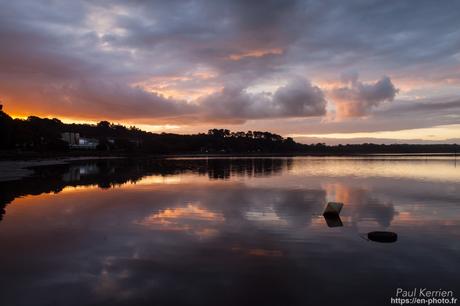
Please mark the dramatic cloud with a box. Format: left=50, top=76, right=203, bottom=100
left=273, top=78, right=326, bottom=117
left=0, top=0, right=460, bottom=142
left=330, top=75, right=398, bottom=118
left=200, top=78, right=326, bottom=122
left=0, top=77, right=197, bottom=122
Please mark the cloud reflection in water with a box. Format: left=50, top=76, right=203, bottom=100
left=0, top=157, right=459, bottom=306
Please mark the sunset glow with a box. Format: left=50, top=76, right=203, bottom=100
left=1, top=1, right=460, bottom=143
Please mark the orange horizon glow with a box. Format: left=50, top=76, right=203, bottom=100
left=8, top=112, right=185, bottom=133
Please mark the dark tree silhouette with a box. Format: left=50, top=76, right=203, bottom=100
left=0, top=108, right=458, bottom=156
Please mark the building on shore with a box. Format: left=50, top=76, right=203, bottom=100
left=78, top=137, right=99, bottom=149
left=61, top=132, right=99, bottom=149
left=61, top=132, right=79, bottom=146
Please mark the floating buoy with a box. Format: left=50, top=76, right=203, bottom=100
left=367, top=231, right=398, bottom=243
left=323, top=202, right=343, bottom=215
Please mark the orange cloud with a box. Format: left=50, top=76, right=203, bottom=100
left=226, top=48, right=283, bottom=61
left=132, top=70, right=221, bottom=101
left=329, top=76, right=398, bottom=119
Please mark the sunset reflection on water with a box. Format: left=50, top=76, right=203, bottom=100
left=0, top=157, right=459, bottom=306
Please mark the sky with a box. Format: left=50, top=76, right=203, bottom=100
left=1, top=0, right=460, bottom=144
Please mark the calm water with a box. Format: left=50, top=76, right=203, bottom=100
left=0, top=157, right=459, bottom=306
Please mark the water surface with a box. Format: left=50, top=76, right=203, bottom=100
left=0, top=157, right=459, bottom=306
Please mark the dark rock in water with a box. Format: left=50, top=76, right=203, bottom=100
left=367, top=231, right=398, bottom=243
left=323, top=213, right=343, bottom=227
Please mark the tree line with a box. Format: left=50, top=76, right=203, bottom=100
left=0, top=109, right=458, bottom=155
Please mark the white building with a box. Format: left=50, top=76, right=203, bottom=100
left=61, top=132, right=99, bottom=149
left=61, top=132, right=79, bottom=146
left=78, top=137, right=99, bottom=149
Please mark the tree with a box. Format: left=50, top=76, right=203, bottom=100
left=97, top=121, right=111, bottom=129
left=208, top=129, right=230, bottom=138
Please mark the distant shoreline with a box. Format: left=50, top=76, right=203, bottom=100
left=0, top=150, right=458, bottom=161
left=1, top=110, right=458, bottom=158
left=164, top=152, right=459, bottom=157
left=0, top=152, right=457, bottom=183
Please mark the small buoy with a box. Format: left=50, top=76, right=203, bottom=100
left=367, top=231, right=398, bottom=243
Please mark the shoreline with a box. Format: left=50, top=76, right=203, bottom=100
left=1, top=150, right=457, bottom=160
left=0, top=152, right=457, bottom=183
left=0, top=156, right=122, bottom=183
